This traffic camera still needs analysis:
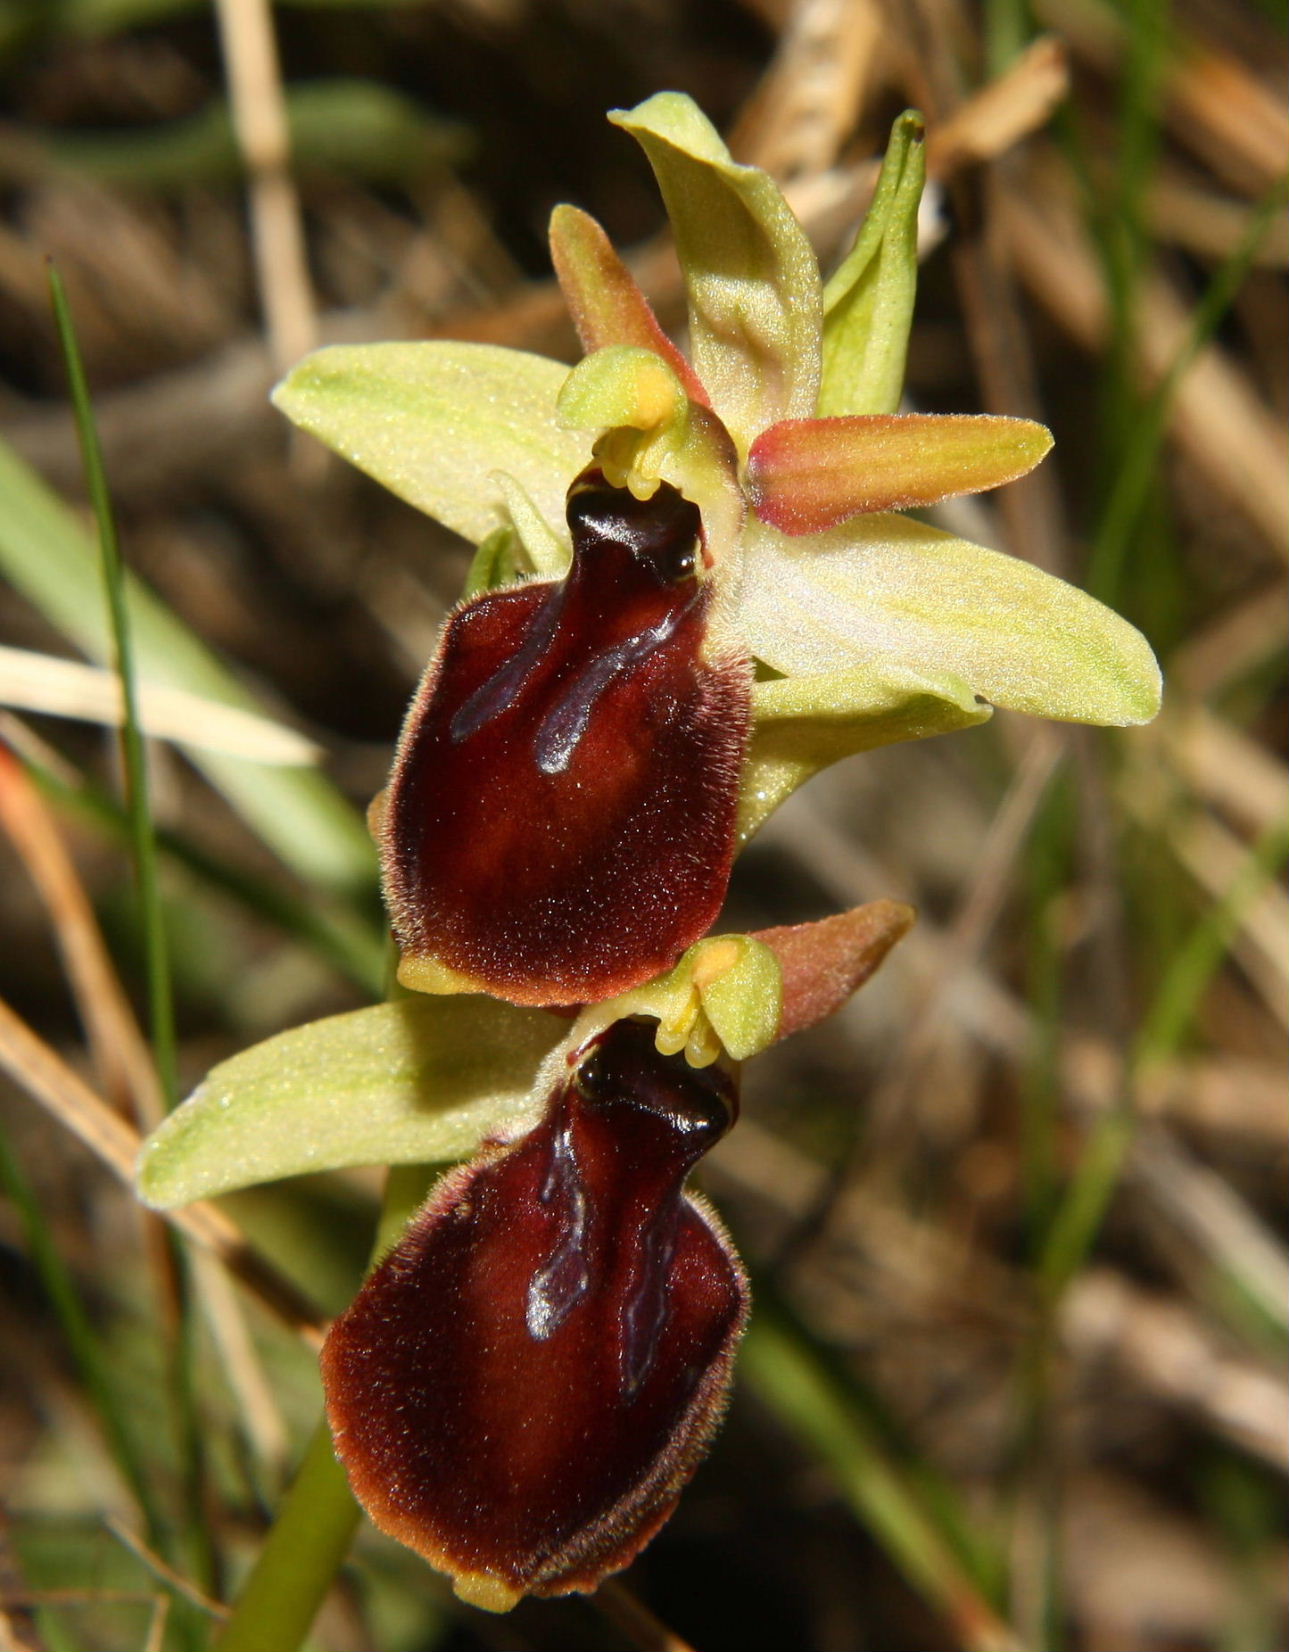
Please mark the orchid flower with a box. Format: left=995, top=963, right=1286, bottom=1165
left=139, top=903, right=914, bottom=1607
left=273, top=95, right=1160, bottom=1011
left=137, top=96, right=1161, bottom=1620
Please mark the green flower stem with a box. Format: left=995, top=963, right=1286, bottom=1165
left=213, top=1162, right=439, bottom=1652
left=212, top=1417, right=360, bottom=1652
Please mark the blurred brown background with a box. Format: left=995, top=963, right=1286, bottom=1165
left=0, top=1, right=1285, bottom=1649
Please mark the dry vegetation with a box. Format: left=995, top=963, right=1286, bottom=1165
left=0, top=0, right=1285, bottom=1649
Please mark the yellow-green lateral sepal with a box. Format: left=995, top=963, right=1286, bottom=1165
left=820, top=110, right=925, bottom=417
left=567, top=935, right=783, bottom=1068
left=737, top=514, right=1163, bottom=728
left=610, top=93, right=822, bottom=453
left=136, top=998, right=567, bottom=1208
left=272, top=342, right=589, bottom=546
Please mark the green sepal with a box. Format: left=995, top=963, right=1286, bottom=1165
left=491, top=472, right=571, bottom=578
left=136, top=997, right=568, bottom=1208
left=610, top=93, right=822, bottom=454
left=272, top=342, right=589, bottom=547
left=738, top=661, right=990, bottom=840
left=737, top=514, right=1162, bottom=729
left=820, top=111, right=925, bottom=417
left=460, top=525, right=523, bottom=600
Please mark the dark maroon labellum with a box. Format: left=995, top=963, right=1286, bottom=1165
left=380, top=470, right=750, bottom=1006
left=322, top=1018, right=749, bottom=1609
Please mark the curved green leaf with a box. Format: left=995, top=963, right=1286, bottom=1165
left=273, top=342, right=590, bottom=546
left=137, top=997, right=567, bottom=1208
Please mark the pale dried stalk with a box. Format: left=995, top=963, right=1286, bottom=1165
left=213, top=0, right=316, bottom=372
left=0, top=994, right=325, bottom=1347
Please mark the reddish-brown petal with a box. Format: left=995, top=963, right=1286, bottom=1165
left=381, top=471, right=751, bottom=1006
left=549, top=204, right=710, bottom=408
left=747, top=413, right=1053, bottom=535
left=322, top=1018, right=748, bottom=1609
left=754, top=900, right=915, bottom=1041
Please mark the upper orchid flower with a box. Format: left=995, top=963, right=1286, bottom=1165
left=274, top=95, right=1160, bottom=1010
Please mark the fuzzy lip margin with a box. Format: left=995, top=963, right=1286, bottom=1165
left=320, top=1018, right=750, bottom=1611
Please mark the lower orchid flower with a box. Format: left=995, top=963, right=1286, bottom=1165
left=138, top=903, right=913, bottom=1608
left=322, top=1015, right=747, bottom=1612
left=274, top=94, right=1160, bottom=1012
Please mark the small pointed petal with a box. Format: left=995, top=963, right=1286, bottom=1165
left=747, top=413, right=1054, bottom=535
left=135, top=998, right=565, bottom=1208
left=610, top=93, right=822, bottom=453
left=737, top=515, right=1162, bottom=729
left=490, top=472, right=571, bottom=577
left=738, top=657, right=991, bottom=840
left=384, top=471, right=751, bottom=1007
left=272, top=342, right=588, bottom=546
left=820, top=111, right=925, bottom=417
left=323, top=1019, right=749, bottom=1607
left=753, top=902, right=915, bottom=1041
left=549, top=203, right=708, bottom=405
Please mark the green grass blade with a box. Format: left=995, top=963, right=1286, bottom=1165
left=0, top=1121, right=167, bottom=1543
left=1134, top=816, right=1289, bottom=1071
left=1041, top=816, right=1289, bottom=1297
left=0, top=435, right=374, bottom=892
left=48, top=261, right=177, bottom=1108
left=18, top=746, right=386, bottom=994
left=1090, top=169, right=1289, bottom=604
left=49, top=266, right=219, bottom=1636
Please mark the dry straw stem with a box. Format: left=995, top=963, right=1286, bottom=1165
left=755, top=786, right=1289, bottom=1339
left=710, top=1120, right=1287, bottom=1476
left=728, top=0, right=886, bottom=175
left=213, top=0, right=316, bottom=374
left=596, top=1580, right=701, bottom=1652
left=0, top=994, right=326, bottom=1348
left=0, top=646, right=321, bottom=765
left=1034, top=0, right=1289, bottom=192
left=0, top=742, right=162, bottom=1125
left=1001, top=172, right=1289, bottom=560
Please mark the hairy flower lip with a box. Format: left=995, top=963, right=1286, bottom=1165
left=382, top=468, right=752, bottom=1008
left=321, top=1018, right=749, bottom=1610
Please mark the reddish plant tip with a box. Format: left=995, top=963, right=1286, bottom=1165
left=381, top=470, right=751, bottom=1007
left=322, top=1018, right=749, bottom=1610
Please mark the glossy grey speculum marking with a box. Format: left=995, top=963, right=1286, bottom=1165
left=525, top=1117, right=590, bottom=1341
left=532, top=607, right=689, bottom=775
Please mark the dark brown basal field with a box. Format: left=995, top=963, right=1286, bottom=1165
left=0, top=1, right=1285, bottom=1649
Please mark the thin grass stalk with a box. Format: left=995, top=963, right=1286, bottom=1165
left=741, top=1295, right=1024, bottom=1652
left=13, top=744, right=386, bottom=995
left=48, top=267, right=220, bottom=1613
left=0, top=1122, right=168, bottom=1543
left=1089, top=169, right=1289, bottom=603
left=47, top=264, right=178, bottom=1111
